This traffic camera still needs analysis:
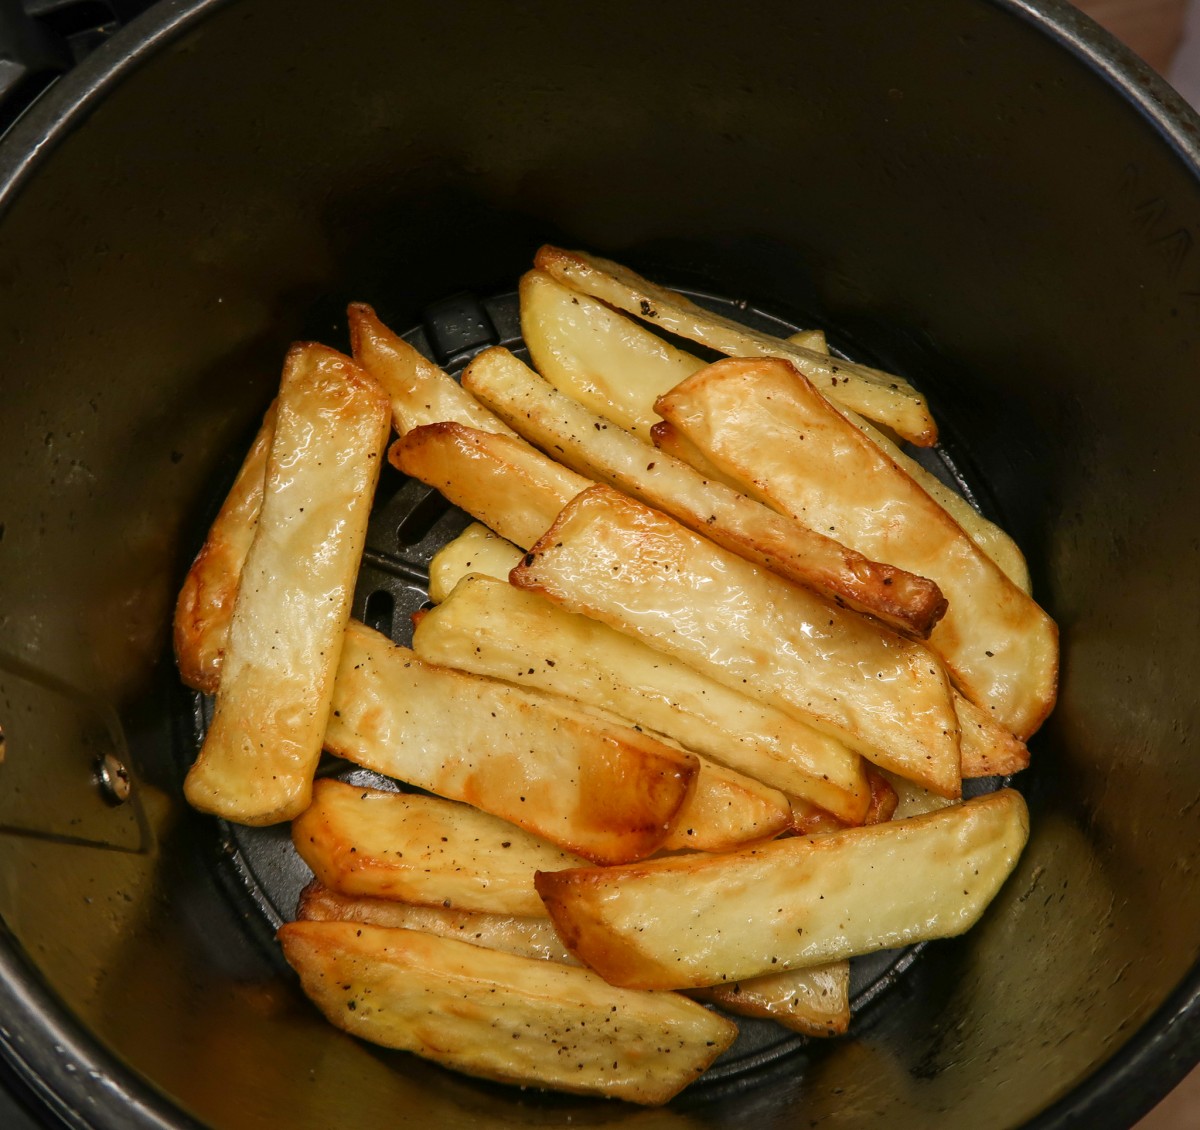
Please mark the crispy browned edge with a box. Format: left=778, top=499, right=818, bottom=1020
left=173, top=402, right=275, bottom=693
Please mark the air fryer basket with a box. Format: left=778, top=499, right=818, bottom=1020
left=1, top=1, right=1198, bottom=1127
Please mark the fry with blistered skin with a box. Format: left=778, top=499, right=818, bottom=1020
left=534, top=244, right=937, bottom=446
left=184, top=345, right=389, bottom=825
left=535, top=789, right=1029, bottom=990
left=413, top=573, right=869, bottom=822
left=390, top=422, right=590, bottom=549
left=511, top=486, right=962, bottom=797
left=655, top=357, right=1058, bottom=739
left=326, top=621, right=697, bottom=864
left=348, top=302, right=517, bottom=439
left=462, top=346, right=946, bottom=638
left=293, top=780, right=589, bottom=917
left=173, top=401, right=276, bottom=693
left=278, top=920, right=738, bottom=1105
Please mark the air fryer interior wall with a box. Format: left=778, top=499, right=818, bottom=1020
left=0, top=1, right=1198, bottom=1127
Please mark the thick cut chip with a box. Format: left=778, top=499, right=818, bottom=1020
left=536, top=789, right=1029, bottom=990
left=413, top=573, right=868, bottom=822
left=520, top=269, right=707, bottom=440
left=656, top=358, right=1058, bottom=739
left=184, top=346, right=389, bottom=825
left=956, top=692, right=1030, bottom=777
left=692, top=961, right=850, bottom=1037
left=534, top=245, right=937, bottom=446
left=658, top=757, right=790, bottom=852
left=511, top=486, right=962, bottom=796
left=463, top=347, right=946, bottom=638
left=326, top=621, right=696, bottom=864
left=348, top=302, right=517, bottom=439
left=278, top=921, right=737, bottom=1105
left=297, top=882, right=579, bottom=964
left=293, top=780, right=589, bottom=917
left=390, top=421, right=590, bottom=550
left=427, top=522, right=523, bottom=603
left=173, top=401, right=276, bottom=694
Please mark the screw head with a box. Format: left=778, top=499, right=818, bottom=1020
left=96, top=752, right=131, bottom=805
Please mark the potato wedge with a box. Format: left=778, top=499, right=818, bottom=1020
left=413, top=573, right=868, bottom=822
left=520, top=267, right=828, bottom=440
left=956, top=691, right=1030, bottom=777
left=692, top=961, right=850, bottom=1037
left=520, top=269, right=707, bottom=440
left=390, top=421, right=590, bottom=549
left=173, top=401, right=276, bottom=694
left=463, top=346, right=946, bottom=638
left=278, top=920, right=737, bottom=1104
left=534, top=245, right=937, bottom=446
left=326, top=620, right=697, bottom=864
left=293, top=780, right=589, bottom=917
left=536, top=789, right=1029, bottom=989
left=659, top=757, right=790, bottom=852
left=347, top=302, right=517, bottom=439
left=297, top=882, right=580, bottom=964
left=427, top=522, right=523, bottom=603
left=655, top=358, right=1058, bottom=737
left=511, top=486, right=962, bottom=797
left=184, top=345, right=389, bottom=825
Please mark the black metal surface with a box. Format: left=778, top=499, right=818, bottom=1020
left=0, top=0, right=1198, bottom=1128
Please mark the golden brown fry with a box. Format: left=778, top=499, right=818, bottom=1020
left=520, top=269, right=707, bottom=440
left=426, top=522, right=523, bottom=603
left=326, top=620, right=697, bottom=865
left=534, top=244, right=937, bottom=446
left=389, top=421, right=590, bottom=550
left=293, top=780, right=589, bottom=917
left=297, top=882, right=579, bottom=964
left=173, top=401, right=276, bottom=694
left=184, top=346, right=389, bottom=825
left=655, top=357, right=1058, bottom=739
left=660, top=758, right=791, bottom=853
left=512, top=485, right=962, bottom=797
left=278, top=920, right=737, bottom=1105
left=956, top=691, right=1030, bottom=777
left=347, top=302, right=517, bottom=439
left=535, top=790, right=1029, bottom=990
left=412, top=573, right=868, bottom=822
left=463, top=346, right=946, bottom=638
left=692, top=961, right=850, bottom=1037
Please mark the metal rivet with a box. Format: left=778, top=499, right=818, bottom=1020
left=96, top=752, right=131, bottom=805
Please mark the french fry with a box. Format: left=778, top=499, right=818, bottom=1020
left=520, top=269, right=707, bottom=440
left=659, top=757, right=791, bottom=852
left=692, top=961, right=850, bottom=1037
left=278, top=920, right=738, bottom=1105
left=535, top=789, right=1029, bottom=990
left=325, top=620, right=697, bottom=865
left=654, top=358, right=1058, bottom=738
left=184, top=346, right=389, bottom=825
left=348, top=302, right=517, bottom=439
left=293, top=780, right=589, bottom=917
left=878, top=770, right=959, bottom=821
left=956, top=691, right=1030, bottom=777
left=412, top=573, right=869, bottom=822
left=520, top=267, right=829, bottom=441
left=390, top=422, right=590, bottom=550
left=173, top=401, right=276, bottom=694
left=511, top=486, right=962, bottom=797
left=534, top=245, right=937, bottom=447
left=297, top=881, right=579, bottom=964
left=462, top=346, right=946, bottom=638
left=427, top=522, right=523, bottom=603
